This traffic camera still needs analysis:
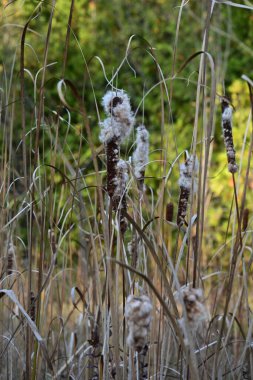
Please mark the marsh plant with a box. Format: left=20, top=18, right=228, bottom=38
left=0, top=1, right=253, bottom=380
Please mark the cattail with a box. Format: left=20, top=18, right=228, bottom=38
left=221, top=98, right=238, bottom=173
left=176, top=154, right=198, bottom=227
left=125, top=295, right=152, bottom=352
left=128, top=234, right=138, bottom=268
left=99, top=90, right=134, bottom=200
left=242, top=208, right=249, bottom=232
left=180, top=287, right=207, bottom=330
left=7, top=242, right=15, bottom=275
left=30, top=291, right=36, bottom=322
left=166, top=202, right=174, bottom=222
left=113, top=160, right=129, bottom=234
left=132, top=125, right=149, bottom=191
left=112, top=159, right=128, bottom=209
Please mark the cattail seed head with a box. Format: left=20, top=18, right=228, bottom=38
left=30, top=291, right=36, bottom=322
left=113, top=159, right=128, bottom=207
left=99, top=90, right=134, bottom=144
left=133, top=125, right=149, bottom=191
left=125, top=295, right=152, bottom=352
left=177, top=154, right=198, bottom=227
left=100, top=90, right=134, bottom=202
left=179, top=287, right=208, bottom=331
left=242, top=208, right=249, bottom=232
left=113, top=160, right=129, bottom=234
left=7, top=242, right=15, bottom=275
left=221, top=98, right=238, bottom=173
left=166, top=202, right=174, bottom=222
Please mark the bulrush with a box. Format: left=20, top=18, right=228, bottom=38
left=30, top=291, right=36, bottom=322
left=166, top=202, right=174, bottom=222
left=99, top=90, right=134, bottom=199
left=176, top=154, right=198, bottom=227
left=180, top=287, right=207, bottom=330
left=221, top=98, right=238, bottom=173
left=125, top=295, right=152, bottom=352
left=132, top=125, right=149, bottom=191
left=242, top=208, right=249, bottom=232
left=113, top=159, right=129, bottom=233
left=7, top=242, right=15, bottom=275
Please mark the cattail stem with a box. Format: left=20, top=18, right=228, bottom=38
left=221, top=99, right=238, bottom=173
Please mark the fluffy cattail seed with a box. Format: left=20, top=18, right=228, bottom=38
left=112, top=159, right=129, bottom=234
left=125, top=295, right=152, bottom=352
left=176, top=154, right=198, bottom=227
left=99, top=90, right=134, bottom=200
left=180, top=287, right=207, bottom=330
left=221, top=98, right=238, bottom=173
left=7, top=242, right=15, bottom=275
left=99, top=90, right=134, bottom=144
left=166, top=202, right=174, bottom=222
left=133, top=125, right=149, bottom=191
left=242, top=208, right=249, bottom=232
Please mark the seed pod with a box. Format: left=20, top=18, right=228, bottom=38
left=99, top=90, right=134, bottom=200
left=176, top=154, right=198, bottom=227
left=106, top=137, right=120, bottom=198
left=166, top=202, right=174, bottom=222
left=112, top=159, right=129, bottom=234
left=30, top=291, right=36, bottom=322
left=133, top=125, right=149, bottom=191
left=125, top=295, right=152, bottom=352
left=242, top=208, right=249, bottom=232
left=180, top=287, right=207, bottom=330
left=7, top=242, right=15, bottom=275
left=221, top=98, right=238, bottom=173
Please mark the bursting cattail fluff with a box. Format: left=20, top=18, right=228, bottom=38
left=113, top=159, right=128, bottom=207
left=125, top=295, right=152, bottom=352
left=133, top=125, right=149, bottom=190
left=100, top=90, right=134, bottom=143
left=99, top=90, right=134, bottom=199
left=177, top=154, right=198, bottom=227
left=179, top=287, right=208, bottom=331
left=113, top=159, right=129, bottom=233
left=221, top=98, right=238, bottom=173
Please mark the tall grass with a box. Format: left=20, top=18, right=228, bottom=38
left=0, top=0, right=253, bottom=379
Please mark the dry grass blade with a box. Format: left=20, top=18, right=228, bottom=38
left=0, top=289, right=53, bottom=372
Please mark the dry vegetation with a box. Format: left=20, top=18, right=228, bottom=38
left=0, top=1, right=253, bottom=379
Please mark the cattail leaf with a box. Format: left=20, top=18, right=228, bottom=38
left=71, top=287, right=86, bottom=313
left=123, top=211, right=179, bottom=317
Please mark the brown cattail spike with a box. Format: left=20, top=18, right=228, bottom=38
left=221, top=98, right=238, bottom=173
left=166, top=202, right=174, bottom=222
left=242, top=208, right=249, bottom=232
left=106, top=137, right=119, bottom=198
left=99, top=90, right=135, bottom=201
left=176, top=154, right=198, bottom=227
left=30, top=291, right=36, bottom=322
left=7, top=242, right=15, bottom=275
